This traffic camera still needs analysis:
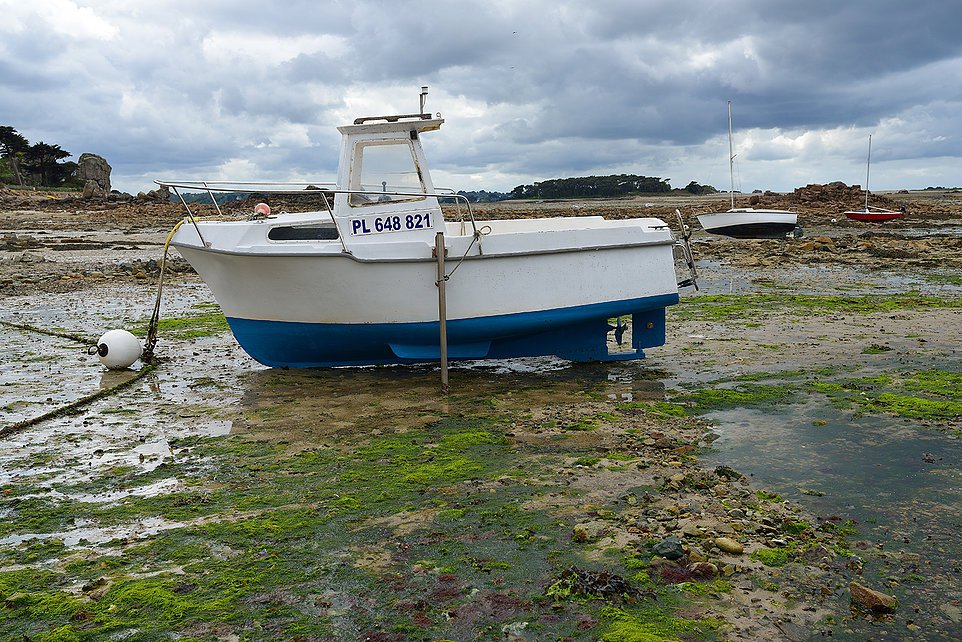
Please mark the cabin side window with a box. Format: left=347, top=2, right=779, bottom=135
left=349, top=141, right=425, bottom=207
left=267, top=225, right=339, bottom=241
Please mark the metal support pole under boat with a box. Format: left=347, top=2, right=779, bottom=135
left=435, top=232, right=449, bottom=392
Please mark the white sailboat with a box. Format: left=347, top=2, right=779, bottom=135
left=843, top=135, right=906, bottom=222
left=697, top=101, right=798, bottom=238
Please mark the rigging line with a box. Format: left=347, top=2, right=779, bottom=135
left=440, top=225, right=490, bottom=282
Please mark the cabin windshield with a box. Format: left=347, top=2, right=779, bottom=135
left=349, top=141, right=425, bottom=207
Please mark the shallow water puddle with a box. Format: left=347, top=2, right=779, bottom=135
left=701, top=400, right=962, bottom=638
left=1, top=515, right=185, bottom=548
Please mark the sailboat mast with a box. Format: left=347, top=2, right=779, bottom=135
left=728, top=100, right=735, bottom=209
left=864, top=134, right=872, bottom=210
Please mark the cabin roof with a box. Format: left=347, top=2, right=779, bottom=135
left=337, top=116, right=444, bottom=137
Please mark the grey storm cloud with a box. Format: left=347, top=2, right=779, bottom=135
left=0, top=0, right=959, bottom=194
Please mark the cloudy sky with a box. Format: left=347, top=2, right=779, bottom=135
left=2, top=0, right=960, bottom=196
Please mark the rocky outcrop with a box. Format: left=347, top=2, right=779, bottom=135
left=77, top=153, right=112, bottom=196
left=82, top=180, right=105, bottom=199
left=794, top=182, right=863, bottom=203
left=793, top=182, right=901, bottom=213
left=137, top=184, right=170, bottom=203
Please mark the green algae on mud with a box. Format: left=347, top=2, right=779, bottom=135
left=671, top=292, right=962, bottom=325
left=0, top=405, right=730, bottom=641
left=674, top=383, right=797, bottom=413
left=806, top=369, right=962, bottom=423
left=130, top=302, right=230, bottom=340
left=674, top=365, right=961, bottom=426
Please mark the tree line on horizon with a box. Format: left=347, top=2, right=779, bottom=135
left=0, top=126, right=80, bottom=188
left=503, top=175, right=717, bottom=201
left=458, top=175, right=718, bottom=202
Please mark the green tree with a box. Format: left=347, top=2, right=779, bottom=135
left=23, top=141, right=71, bottom=186
left=509, top=174, right=672, bottom=199
left=684, top=180, right=716, bottom=195
left=0, top=125, right=30, bottom=185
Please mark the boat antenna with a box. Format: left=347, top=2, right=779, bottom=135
left=864, top=134, right=872, bottom=210
left=727, top=100, right=735, bottom=209
left=420, top=86, right=429, bottom=117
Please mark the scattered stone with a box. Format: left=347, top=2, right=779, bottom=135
left=849, top=581, right=898, bottom=613
left=687, top=549, right=707, bottom=563
left=688, top=561, right=718, bottom=579
left=941, top=603, right=962, bottom=623
left=680, top=522, right=703, bottom=538
left=572, top=521, right=607, bottom=543
left=502, top=621, right=529, bottom=641
left=652, top=536, right=685, bottom=560
left=18, top=252, right=47, bottom=263
left=800, top=544, right=834, bottom=564
left=715, top=537, right=744, bottom=555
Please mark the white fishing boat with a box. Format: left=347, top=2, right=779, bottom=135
left=160, top=89, right=693, bottom=368
left=697, top=101, right=798, bottom=239
left=843, top=135, right=906, bottom=222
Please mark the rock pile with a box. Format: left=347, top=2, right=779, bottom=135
left=793, top=182, right=901, bottom=214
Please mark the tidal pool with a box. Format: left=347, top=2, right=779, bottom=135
left=701, top=401, right=962, bottom=639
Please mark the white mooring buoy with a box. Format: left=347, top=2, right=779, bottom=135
left=95, top=329, right=143, bottom=369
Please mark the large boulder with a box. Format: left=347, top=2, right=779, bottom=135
left=82, top=180, right=105, bottom=199
left=77, top=153, right=112, bottom=194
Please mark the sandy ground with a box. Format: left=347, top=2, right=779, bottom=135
left=2, top=187, right=961, bottom=640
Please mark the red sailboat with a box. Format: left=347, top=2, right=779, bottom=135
left=844, top=135, right=906, bottom=222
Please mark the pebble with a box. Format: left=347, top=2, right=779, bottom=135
left=849, top=581, right=898, bottom=613
left=688, top=561, right=718, bottom=578
left=571, top=521, right=607, bottom=543
left=652, top=536, right=686, bottom=560
left=715, top=537, right=744, bottom=554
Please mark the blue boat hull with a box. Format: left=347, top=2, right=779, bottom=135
left=227, top=293, right=678, bottom=367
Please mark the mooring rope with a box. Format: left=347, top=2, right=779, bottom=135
left=143, top=219, right=184, bottom=363
left=0, top=362, right=158, bottom=438
left=0, top=220, right=185, bottom=438
left=0, top=320, right=95, bottom=345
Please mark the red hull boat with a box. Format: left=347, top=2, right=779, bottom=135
left=843, top=136, right=908, bottom=223
left=844, top=208, right=906, bottom=222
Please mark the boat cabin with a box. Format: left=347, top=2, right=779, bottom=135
left=331, top=115, right=447, bottom=245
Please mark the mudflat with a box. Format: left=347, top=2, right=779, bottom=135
left=2, top=187, right=960, bottom=640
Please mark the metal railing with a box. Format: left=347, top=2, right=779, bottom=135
left=154, top=180, right=479, bottom=253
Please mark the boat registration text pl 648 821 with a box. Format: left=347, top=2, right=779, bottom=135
left=349, top=212, right=433, bottom=235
